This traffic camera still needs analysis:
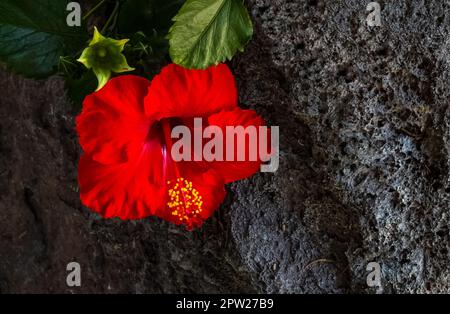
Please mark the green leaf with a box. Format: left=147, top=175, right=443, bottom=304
left=168, top=0, right=253, bottom=69
left=118, top=0, right=185, bottom=35
left=0, top=0, right=87, bottom=78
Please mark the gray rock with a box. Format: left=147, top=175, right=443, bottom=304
left=230, top=0, right=449, bottom=293
left=0, top=0, right=448, bottom=293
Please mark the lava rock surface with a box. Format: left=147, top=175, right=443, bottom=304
left=0, top=0, right=448, bottom=293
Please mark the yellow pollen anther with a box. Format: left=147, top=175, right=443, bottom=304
left=166, top=177, right=204, bottom=224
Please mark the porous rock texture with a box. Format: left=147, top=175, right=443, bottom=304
left=0, top=0, right=448, bottom=293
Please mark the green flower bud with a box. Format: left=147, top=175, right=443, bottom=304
left=78, top=27, right=134, bottom=91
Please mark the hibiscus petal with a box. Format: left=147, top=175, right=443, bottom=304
left=207, top=108, right=267, bottom=183
left=144, top=63, right=238, bottom=120
left=76, top=75, right=151, bottom=165
left=78, top=148, right=167, bottom=220
left=78, top=152, right=226, bottom=228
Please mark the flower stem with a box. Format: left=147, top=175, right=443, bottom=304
left=101, top=1, right=120, bottom=34
left=82, top=0, right=107, bottom=21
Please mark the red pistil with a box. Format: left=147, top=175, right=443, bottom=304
left=161, top=119, right=204, bottom=226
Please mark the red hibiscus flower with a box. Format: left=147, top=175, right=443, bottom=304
left=76, top=63, right=267, bottom=229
